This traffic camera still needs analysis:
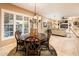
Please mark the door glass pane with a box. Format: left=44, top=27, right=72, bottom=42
left=16, top=22, right=22, bottom=33
left=4, top=13, right=9, bottom=24
left=9, top=31, right=13, bottom=36
left=4, top=31, right=9, bottom=37
left=24, top=17, right=29, bottom=34
left=24, top=22, right=28, bottom=33
left=4, top=12, right=14, bottom=37
left=16, top=15, right=22, bottom=20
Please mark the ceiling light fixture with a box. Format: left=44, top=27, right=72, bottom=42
left=32, top=3, right=41, bottom=23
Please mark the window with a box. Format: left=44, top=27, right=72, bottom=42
left=24, top=17, right=29, bottom=34
left=16, top=15, right=23, bottom=33
left=1, top=9, right=30, bottom=40
left=4, top=12, right=14, bottom=37
left=16, top=16, right=29, bottom=34
left=16, top=15, right=22, bottom=20
left=16, top=22, right=23, bottom=32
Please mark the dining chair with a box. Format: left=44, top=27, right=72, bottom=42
left=41, top=29, right=52, bottom=50
left=15, top=30, right=24, bottom=52
left=24, top=36, right=41, bottom=56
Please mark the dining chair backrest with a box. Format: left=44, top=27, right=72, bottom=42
left=25, top=36, right=40, bottom=44
left=15, top=30, right=24, bottom=52
left=47, top=29, right=52, bottom=37
left=38, top=33, right=46, bottom=40
left=24, top=36, right=40, bottom=50
left=15, top=30, right=21, bottom=41
left=24, top=36, right=41, bottom=55
left=46, top=29, right=52, bottom=42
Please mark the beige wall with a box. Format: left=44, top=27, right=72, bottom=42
left=0, top=9, right=1, bottom=40
left=0, top=3, right=34, bottom=16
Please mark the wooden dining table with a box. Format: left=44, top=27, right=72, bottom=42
left=20, top=33, right=47, bottom=42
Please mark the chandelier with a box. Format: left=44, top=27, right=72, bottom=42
left=32, top=3, right=41, bottom=23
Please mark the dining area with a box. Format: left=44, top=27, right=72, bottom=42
left=1, top=1, right=79, bottom=59
left=1, top=3, right=79, bottom=56
left=11, top=29, right=57, bottom=56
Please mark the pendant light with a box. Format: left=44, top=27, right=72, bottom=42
left=32, top=3, right=41, bottom=22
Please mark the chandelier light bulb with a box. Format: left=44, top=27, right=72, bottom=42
left=38, top=16, right=41, bottom=20
left=33, top=15, right=38, bottom=20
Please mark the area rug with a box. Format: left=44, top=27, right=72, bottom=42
left=8, top=46, right=57, bottom=56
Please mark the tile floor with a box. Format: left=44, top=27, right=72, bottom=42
left=49, top=30, right=79, bottom=56
left=0, top=39, right=16, bottom=56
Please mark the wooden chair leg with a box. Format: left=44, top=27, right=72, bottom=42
left=25, top=45, right=29, bottom=56
left=38, top=50, right=41, bottom=56
left=24, top=49, right=26, bottom=55
left=16, top=44, right=18, bottom=52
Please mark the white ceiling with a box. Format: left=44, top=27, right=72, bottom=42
left=13, top=3, right=79, bottom=19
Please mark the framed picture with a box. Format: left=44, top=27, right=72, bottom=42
left=43, top=22, right=47, bottom=27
